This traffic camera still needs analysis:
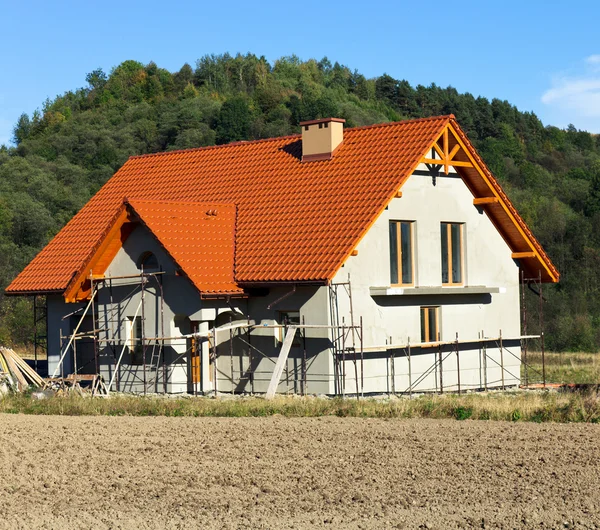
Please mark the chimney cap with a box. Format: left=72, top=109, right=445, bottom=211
left=299, top=117, right=346, bottom=127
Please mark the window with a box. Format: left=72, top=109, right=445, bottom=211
left=128, top=316, right=144, bottom=365
left=279, top=311, right=301, bottom=345
left=389, top=221, right=414, bottom=285
left=420, top=307, right=439, bottom=343
left=441, top=222, right=463, bottom=285
left=137, top=251, right=159, bottom=271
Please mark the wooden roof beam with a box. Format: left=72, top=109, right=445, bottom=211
left=512, top=251, right=536, bottom=259
left=422, top=158, right=473, bottom=168
left=473, top=197, right=499, bottom=205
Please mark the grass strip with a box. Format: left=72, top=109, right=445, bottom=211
left=1, top=391, right=600, bottom=423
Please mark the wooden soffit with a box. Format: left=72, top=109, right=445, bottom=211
left=418, top=121, right=559, bottom=283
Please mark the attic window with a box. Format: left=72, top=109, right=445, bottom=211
left=137, top=251, right=159, bottom=271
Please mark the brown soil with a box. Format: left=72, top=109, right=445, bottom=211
left=1, top=415, right=599, bottom=529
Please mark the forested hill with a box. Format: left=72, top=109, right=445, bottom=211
left=1, top=54, right=599, bottom=351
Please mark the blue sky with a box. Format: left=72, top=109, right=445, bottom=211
left=1, top=0, right=599, bottom=146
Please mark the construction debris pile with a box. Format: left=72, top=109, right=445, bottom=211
left=0, top=347, right=46, bottom=392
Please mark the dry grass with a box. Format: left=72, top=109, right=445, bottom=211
left=12, top=343, right=46, bottom=360
left=1, top=391, right=600, bottom=423
left=1, top=350, right=598, bottom=423
left=524, top=351, right=600, bottom=384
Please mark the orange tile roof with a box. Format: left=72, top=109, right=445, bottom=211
left=6, top=115, right=558, bottom=297
left=127, top=199, right=241, bottom=295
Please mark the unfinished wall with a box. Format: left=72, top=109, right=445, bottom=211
left=46, top=223, right=336, bottom=395
left=332, top=162, right=523, bottom=394
left=45, top=160, right=526, bottom=396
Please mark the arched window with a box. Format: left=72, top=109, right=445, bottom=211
left=137, top=251, right=159, bottom=271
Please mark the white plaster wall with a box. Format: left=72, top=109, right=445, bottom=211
left=332, top=164, right=522, bottom=393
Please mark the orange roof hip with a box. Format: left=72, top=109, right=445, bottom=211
left=5, top=114, right=558, bottom=296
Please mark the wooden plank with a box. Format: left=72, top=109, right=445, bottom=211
left=473, top=197, right=499, bottom=206
left=448, top=144, right=461, bottom=160
left=512, top=251, right=536, bottom=259
left=3, top=353, right=27, bottom=390
left=266, top=326, right=297, bottom=399
left=6, top=351, right=45, bottom=386
left=421, top=158, right=473, bottom=168
left=473, top=197, right=499, bottom=205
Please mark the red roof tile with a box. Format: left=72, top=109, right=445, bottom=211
left=5, top=115, right=558, bottom=296
left=127, top=199, right=241, bottom=295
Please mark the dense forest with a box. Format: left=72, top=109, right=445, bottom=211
left=1, top=53, right=599, bottom=351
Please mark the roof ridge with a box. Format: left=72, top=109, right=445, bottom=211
left=345, top=114, right=454, bottom=134
left=129, top=133, right=302, bottom=160
left=126, top=198, right=236, bottom=207
left=128, top=114, right=455, bottom=161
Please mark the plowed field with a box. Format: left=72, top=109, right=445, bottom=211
left=1, top=415, right=599, bottom=529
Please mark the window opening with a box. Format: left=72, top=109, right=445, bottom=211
left=279, top=310, right=301, bottom=345
left=137, top=251, right=159, bottom=271
left=128, top=316, right=143, bottom=365
left=420, top=307, right=440, bottom=343
left=389, top=221, right=414, bottom=285
left=441, top=222, right=463, bottom=285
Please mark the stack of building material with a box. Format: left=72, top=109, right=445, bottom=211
left=0, top=347, right=46, bottom=392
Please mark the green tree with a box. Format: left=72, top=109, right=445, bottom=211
left=215, top=96, right=252, bottom=144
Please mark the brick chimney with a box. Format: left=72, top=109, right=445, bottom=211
left=300, top=118, right=345, bottom=162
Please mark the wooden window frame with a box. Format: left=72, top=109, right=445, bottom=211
left=128, top=316, right=144, bottom=365
left=420, top=306, right=440, bottom=344
left=389, top=220, right=415, bottom=287
left=441, top=222, right=464, bottom=286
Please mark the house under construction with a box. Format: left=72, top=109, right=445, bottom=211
left=6, top=115, right=559, bottom=396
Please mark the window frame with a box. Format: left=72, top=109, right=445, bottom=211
left=128, top=316, right=144, bottom=365
left=441, top=222, right=464, bottom=286
left=278, top=310, right=301, bottom=346
left=420, top=306, right=440, bottom=344
left=389, top=220, right=415, bottom=287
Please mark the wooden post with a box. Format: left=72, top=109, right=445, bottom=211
left=90, top=274, right=99, bottom=376
left=407, top=337, right=412, bottom=399
left=482, top=330, right=487, bottom=391
left=266, top=326, right=297, bottom=399
left=437, top=332, right=444, bottom=394
left=521, top=270, right=528, bottom=387
left=390, top=336, right=395, bottom=396
left=141, top=270, right=147, bottom=395
left=342, top=318, right=347, bottom=398
left=455, top=332, right=460, bottom=394
left=438, top=332, right=443, bottom=395
left=248, top=318, right=254, bottom=394
left=360, top=316, right=364, bottom=398
left=159, top=274, right=166, bottom=394
left=212, top=324, right=218, bottom=397
left=229, top=314, right=234, bottom=394
left=539, top=271, right=546, bottom=388
left=59, top=328, right=64, bottom=380
left=500, top=329, right=505, bottom=390
left=301, top=315, right=307, bottom=396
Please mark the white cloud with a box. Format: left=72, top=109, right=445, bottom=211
left=586, top=54, right=600, bottom=65
left=541, top=56, right=600, bottom=130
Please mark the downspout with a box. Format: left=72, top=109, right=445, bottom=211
left=267, top=285, right=297, bottom=310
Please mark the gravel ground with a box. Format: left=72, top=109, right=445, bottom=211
left=1, top=414, right=599, bottom=529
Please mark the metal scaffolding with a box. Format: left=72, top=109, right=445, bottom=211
left=44, top=268, right=547, bottom=398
